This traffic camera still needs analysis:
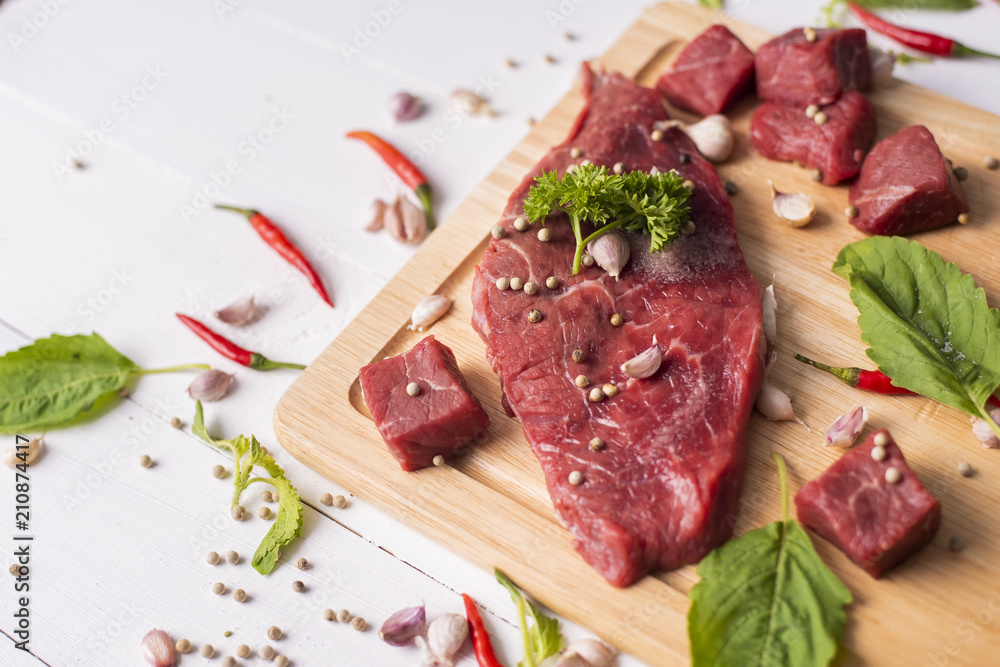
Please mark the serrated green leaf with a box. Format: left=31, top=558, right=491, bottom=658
left=688, top=454, right=851, bottom=667
left=0, top=333, right=138, bottom=433
left=495, top=569, right=564, bottom=667
left=698, top=0, right=724, bottom=9
left=832, top=237, right=1000, bottom=423
left=250, top=474, right=303, bottom=575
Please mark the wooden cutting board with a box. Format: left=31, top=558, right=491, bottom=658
left=274, top=3, right=1000, bottom=664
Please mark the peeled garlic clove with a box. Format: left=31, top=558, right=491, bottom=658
left=971, top=408, right=1000, bottom=448
left=398, top=195, right=429, bottom=244
left=656, top=115, right=733, bottom=163
left=379, top=604, right=426, bottom=646
left=365, top=199, right=389, bottom=232
left=187, top=370, right=235, bottom=402
left=869, top=47, right=896, bottom=86
left=555, top=638, right=618, bottom=667
left=3, top=437, right=42, bottom=467
left=621, top=337, right=661, bottom=379
left=587, top=231, right=630, bottom=280
left=141, top=629, right=176, bottom=667
left=762, top=280, right=777, bottom=347
left=450, top=89, right=492, bottom=117
left=387, top=91, right=423, bottom=122
left=825, top=404, right=869, bottom=447
left=214, top=291, right=261, bottom=326
left=409, top=295, right=452, bottom=331
left=769, top=181, right=814, bottom=227
left=756, top=382, right=804, bottom=424
left=420, top=613, right=468, bottom=666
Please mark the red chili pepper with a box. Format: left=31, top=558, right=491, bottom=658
left=346, top=130, right=436, bottom=231
left=215, top=205, right=334, bottom=308
left=795, top=354, right=1000, bottom=408
left=848, top=3, right=1000, bottom=59
left=177, top=314, right=306, bottom=371
left=461, top=593, right=505, bottom=667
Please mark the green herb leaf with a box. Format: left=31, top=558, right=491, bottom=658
left=192, top=402, right=304, bottom=574
left=698, top=0, right=724, bottom=8
left=523, top=164, right=692, bottom=274
left=0, top=333, right=138, bottom=433
left=833, top=237, right=1000, bottom=438
left=495, top=569, right=564, bottom=667
left=853, top=0, right=975, bottom=9
left=688, top=453, right=851, bottom=667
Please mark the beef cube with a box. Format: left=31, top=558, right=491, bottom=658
left=795, top=429, right=940, bottom=578
left=359, top=335, right=490, bottom=472
left=756, top=28, right=870, bottom=107
left=656, top=25, right=755, bottom=116
left=749, top=91, right=876, bottom=185
left=849, top=125, right=969, bottom=235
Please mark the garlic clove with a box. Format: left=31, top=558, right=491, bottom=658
left=3, top=437, right=42, bottom=467
left=420, top=613, right=468, bottom=667
left=769, top=181, right=815, bottom=227
left=365, top=199, right=389, bottom=232
left=555, top=638, right=618, bottom=667
left=869, top=47, right=896, bottom=86
left=408, top=295, right=452, bottom=331
left=141, top=628, right=176, bottom=667
left=383, top=196, right=406, bottom=243
left=971, top=408, right=1000, bottom=448
left=756, top=382, right=805, bottom=425
left=379, top=604, right=426, bottom=646
left=621, top=337, right=661, bottom=379
left=762, top=280, right=777, bottom=347
left=655, top=115, right=733, bottom=163
left=214, top=291, right=261, bottom=327
left=450, top=89, right=492, bottom=117
left=187, top=370, right=235, bottom=402
left=587, top=231, right=631, bottom=280
left=397, top=195, right=430, bottom=244
left=764, top=349, right=778, bottom=375
left=387, top=91, right=424, bottom=122
left=825, top=404, right=869, bottom=447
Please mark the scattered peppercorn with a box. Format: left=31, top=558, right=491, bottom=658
left=570, top=147, right=583, bottom=158
left=545, top=276, right=560, bottom=289
left=491, top=224, right=506, bottom=240
left=523, top=281, right=538, bottom=295
left=275, top=656, right=290, bottom=667
left=226, top=550, right=240, bottom=564
left=201, top=644, right=215, bottom=658
left=575, top=375, right=590, bottom=388
left=260, top=645, right=276, bottom=660
left=432, top=455, right=445, bottom=467
left=949, top=536, right=965, bottom=552
left=958, top=461, right=973, bottom=477
left=510, top=277, right=524, bottom=291
left=589, top=437, right=605, bottom=451
left=351, top=617, right=368, bottom=632
left=170, top=417, right=183, bottom=429
left=803, top=26, right=817, bottom=42
left=682, top=179, right=694, bottom=190
left=406, top=382, right=421, bottom=397
left=724, top=181, right=739, bottom=195
left=268, top=626, right=283, bottom=641
left=222, top=657, right=237, bottom=667
left=651, top=129, right=664, bottom=142
left=332, top=495, right=348, bottom=509
left=139, top=454, right=153, bottom=468
left=873, top=432, right=889, bottom=447
left=543, top=54, right=555, bottom=64
left=588, top=387, right=605, bottom=403
left=953, top=166, right=968, bottom=181
left=233, top=588, right=248, bottom=603
left=496, top=277, right=510, bottom=291
left=336, top=610, right=351, bottom=623
left=514, top=217, right=528, bottom=231
left=612, top=162, right=625, bottom=175
left=568, top=471, right=584, bottom=485
left=232, top=506, right=246, bottom=521
left=885, top=467, right=902, bottom=484
left=176, top=638, right=192, bottom=653
left=845, top=205, right=859, bottom=219
left=809, top=169, right=823, bottom=182
left=207, top=551, right=221, bottom=565
left=320, top=493, right=333, bottom=506
left=805, top=104, right=819, bottom=119
left=258, top=507, right=272, bottom=520
left=213, top=582, right=226, bottom=595
left=537, top=228, right=553, bottom=242
left=212, top=464, right=227, bottom=479
left=581, top=254, right=594, bottom=267
left=527, top=308, right=542, bottom=323
left=505, top=58, right=516, bottom=68
left=324, top=609, right=336, bottom=621
left=261, top=490, right=273, bottom=503
left=292, top=580, right=305, bottom=593
left=957, top=213, right=970, bottom=225
left=813, top=111, right=828, bottom=126
left=610, top=313, right=624, bottom=327
left=564, top=31, right=575, bottom=41
left=681, top=220, right=696, bottom=236
left=9, top=563, right=21, bottom=576
left=871, top=446, right=887, bottom=462
left=237, top=644, right=252, bottom=658
left=571, top=349, right=586, bottom=363
left=984, top=155, right=999, bottom=170
left=296, top=557, right=309, bottom=570
left=602, top=383, right=619, bottom=398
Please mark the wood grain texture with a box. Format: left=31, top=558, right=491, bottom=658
left=274, top=3, right=1000, bottom=665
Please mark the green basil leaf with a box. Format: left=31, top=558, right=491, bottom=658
left=250, top=472, right=303, bottom=575
left=698, top=0, right=724, bottom=8
left=833, top=237, right=1000, bottom=419
left=688, top=454, right=851, bottom=667
left=0, top=333, right=138, bottom=433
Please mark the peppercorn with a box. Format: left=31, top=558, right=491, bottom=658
left=958, top=213, right=970, bottom=225
left=232, top=506, right=246, bottom=521
left=207, top=551, right=221, bottom=565
left=260, top=645, right=275, bottom=660
left=320, top=493, right=333, bottom=506
left=523, top=281, right=538, bottom=295
left=681, top=221, right=696, bottom=236
left=803, top=26, right=817, bottom=42
left=545, top=276, right=560, bottom=289
left=570, top=147, right=583, bottom=158
left=949, top=536, right=965, bottom=552
left=724, top=181, right=738, bottom=195
left=258, top=507, right=272, bottom=520
left=953, top=166, right=968, bottom=181
left=201, top=644, right=215, bottom=658
left=537, top=228, right=552, bottom=242
left=871, top=445, right=887, bottom=462
left=275, top=656, right=290, bottom=667
left=682, top=179, right=694, bottom=190
left=212, top=582, right=226, bottom=595
left=575, top=375, right=590, bottom=388
left=496, top=277, right=510, bottom=291
left=176, top=638, right=192, bottom=653
left=885, top=467, right=901, bottom=484
left=268, top=626, right=283, bottom=640
left=351, top=617, right=368, bottom=632
left=237, top=644, right=252, bottom=658
left=332, top=495, right=348, bottom=509
left=261, top=490, right=273, bottom=503
left=510, top=277, right=524, bottom=291
left=602, top=383, right=619, bottom=398
left=873, top=432, right=889, bottom=447
left=651, top=129, right=664, bottom=142
left=845, top=205, right=859, bottom=219
left=233, top=588, right=248, bottom=603
left=292, top=580, right=305, bottom=593
left=139, top=454, right=153, bottom=468
left=296, top=557, right=309, bottom=570
left=984, top=155, right=999, bottom=170
left=406, top=382, right=421, bottom=397
left=589, top=437, right=605, bottom=451
left=170, top=417, right=183, bottom=429
left=336, top=610, right=351, bottom=623
left=814, top=111, right=828, bottom=126
left=514, top=217, right=528, bottom=231
left=432, top=455, right=445, bottom=467
left=224, top=631, right=232, bottom=638
left=212, top=464, right=227, bottom=479
left=581, top=254, right=594, bottom=267
left=226, top=550, right=240, bottom=564
left=323, top=608, right=336, bottom=621
left=809, top=169, right=823, bottom=182
left=222, top=657, right=236, bottom=667
left=958, top=461, right=973, bottom=478
left=610, top=313, right=624, bottom=327
left=612, top=162, right=625, bottom=175
left=805, top=104, right=819, bottom=119
left=568, top=471, right=584, bottom=485
left=571, top=349, right=585, bottom=363
left=527, top=308, right=542, bottom=323
left=588, top=387, right=605, bottom=403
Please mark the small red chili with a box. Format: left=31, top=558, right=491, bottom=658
left=346, top=130, right=436, bottom=231
left=177, top=314, right=306, bottom=371
left=848, top=3, right=1000, bottom=59
left=215, top=205, right=334, bottom=308
left=461, top=593, right=505, bottom=667
left=795, top=354, right=1000, bottom=407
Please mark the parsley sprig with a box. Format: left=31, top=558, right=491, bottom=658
left=522, top=163, right=692, bottom=274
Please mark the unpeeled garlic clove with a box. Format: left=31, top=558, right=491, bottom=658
left=869, top=47, right=896, bottom=86
left=656, top=115, right=733, bottom=163
left=187, top=370, right=235, bottom=402
left=825, top=404, right=869, bottom=448
left=621, top=337, right=661, bottom=379
left=387, top=91, right=423, bottom=122
left=587, top=231, right=630, bottom=280
left=141, top=629, right=176, bottom=667
left=450, top=89, right=492, bottom=117
left=385, top=195, right=429, bottom=245
left=762, top=280, right=777, bottom=347
left=555, top=638, right=618, bottom=667
left=379, top=604, right=426, bottom=646
left=756, top=382, right=805, bottom=425
left=214, top=291, right=261, bottom=327
left=3, top=437, right=42, bottom=467
left=408, top=295, right=452, bottom=331
left=971, top=408, right=1000, bottom=448
left=769, top=181, right=815, bottom=227
left=365, top=199, right=389, bottom=232
left=417, top=613, right=468, bottom=667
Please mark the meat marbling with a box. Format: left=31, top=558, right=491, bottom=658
left=656, top=24, right=755, bottom=116
left=755, top=28, right=870, bottom=107
left=471, top=64, right=766, bottom=587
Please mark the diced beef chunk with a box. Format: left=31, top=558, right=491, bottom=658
left=795, top=429, right=941, bottom=579
left=849, top=125, right=969, bottom=235
left=359, top=335, right=490, bottom=472
left=756, top=28, right=870, bottom=107
left=749, top=91, right=876, bottom=185
left=656, top=25, right=755, bottom=116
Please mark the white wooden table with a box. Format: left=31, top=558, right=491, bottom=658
left=1, top=1, right=997, bottom=665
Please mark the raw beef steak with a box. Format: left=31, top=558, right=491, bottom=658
left=471, top=64, right=766, bottom=587
left=359, top=336, right=490, bottom=472
left=849, top=125, right=969, bottom=235
left=756, top=28, right=870, bottom=107
left=656, top=25, right=755, bottom=116
left=749, top=91, right=876, bottom=185
left=796, top=430, right=941, bottom=578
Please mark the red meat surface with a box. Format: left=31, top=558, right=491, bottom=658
left=359, top=336, right=490, bottom=472
left=656, top=24, right=755, bottom=116
left=756, top=28, right=870, bottom=107
left=795, top=429, right=941, bottom=578
left=749, top=91, right=876, bottom=185
left=470, top=64, right=766, bottom=587
left=849, top=125, right=968, bottom=235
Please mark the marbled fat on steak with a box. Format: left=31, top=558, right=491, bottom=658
left=656, top=24, right=755, bottom=116
left=471, top=64, right=766, bottom=587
